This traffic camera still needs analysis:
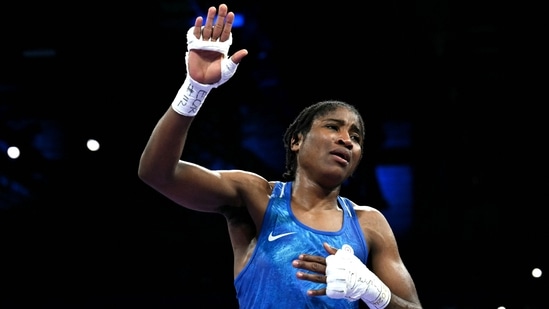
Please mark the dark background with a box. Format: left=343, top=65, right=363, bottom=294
left=1, top=0, right=547, bottom=308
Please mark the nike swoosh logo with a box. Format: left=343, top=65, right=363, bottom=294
left=268, top=231, right=297, bottom=241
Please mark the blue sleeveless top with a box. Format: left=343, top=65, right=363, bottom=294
left=234, top=181, right=368, bottom=308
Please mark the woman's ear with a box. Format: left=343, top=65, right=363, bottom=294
left=290, top=134, right=302, bottom=151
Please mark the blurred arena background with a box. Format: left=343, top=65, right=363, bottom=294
left=1, top=1, right=546, bottom=308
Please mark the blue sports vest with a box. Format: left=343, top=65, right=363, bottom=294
left=234, top=181, right=368, bottom=308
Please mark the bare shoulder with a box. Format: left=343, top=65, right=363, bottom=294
left=218, top=170, right=274, bottom=227
left=352, top=203, right=395, bottom=244
left=217, top=169, right=274, bottom=213
left=218, top=169, right=273, bottom=193
left=352, top=204, right=387, bottom=222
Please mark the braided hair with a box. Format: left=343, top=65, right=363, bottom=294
left=282, top=100, right=365, bottom=181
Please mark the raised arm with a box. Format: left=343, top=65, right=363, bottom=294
left=138, top=4, right=249, bottom=213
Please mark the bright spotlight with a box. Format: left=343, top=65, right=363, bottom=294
left=532, top=268, right=542, bottom=278
left=87, top=139, right=100, bottom=152
left=7, top=146, right=20, bottom=159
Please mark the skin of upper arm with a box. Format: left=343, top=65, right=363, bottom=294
left=357, top=207, right=421, bottom=305
left=155, top=160, right=269, bottom=215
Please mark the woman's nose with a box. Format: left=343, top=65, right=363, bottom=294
left=337, top=135, right=353, bottom=149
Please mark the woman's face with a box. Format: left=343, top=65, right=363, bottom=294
left=293, top=107, right=363, bottom=186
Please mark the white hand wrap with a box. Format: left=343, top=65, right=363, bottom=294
left=171, top=26, right=239, bottom=117
left=325, top=245, right=391, bottom=309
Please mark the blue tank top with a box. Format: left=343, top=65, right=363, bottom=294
left=234, top=181, right=368, bottom=308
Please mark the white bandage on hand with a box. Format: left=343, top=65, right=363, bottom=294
left=171, top=26, right=239, bottom=117
left=325, top=245, right=391, bottom=309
